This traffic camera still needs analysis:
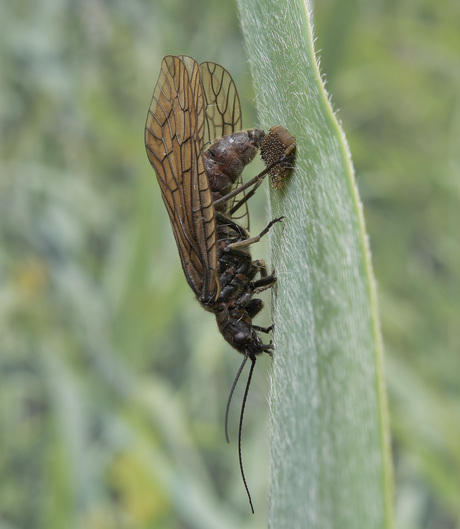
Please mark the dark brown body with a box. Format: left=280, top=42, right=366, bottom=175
left=202, top=129, right=275, bottom=358
left=212, top=221, right=275, bottom=358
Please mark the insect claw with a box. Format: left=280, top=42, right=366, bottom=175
left=263, top=341, right=274, bottom=352
left=264, top=344, right=274, bottom=356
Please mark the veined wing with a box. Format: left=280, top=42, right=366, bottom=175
left=145, top=55, right=219, bottom=303
left=199, top=61, right=242, bottom=144
left=199, top=61, right=249, bottom=230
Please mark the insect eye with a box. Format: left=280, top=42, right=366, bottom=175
left=260, top=125, right=296, bottom=190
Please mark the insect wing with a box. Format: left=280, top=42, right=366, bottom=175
left=199, top=61, right=242, bottom=144
left=145, top=55, right=219, bottom=303
left=200, top=61, right=249, bottom=230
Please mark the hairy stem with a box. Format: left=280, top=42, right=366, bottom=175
left=236, top=1, right=394, bottom=527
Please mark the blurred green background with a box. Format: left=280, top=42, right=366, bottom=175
left=1, top=1, right=459, bottom=528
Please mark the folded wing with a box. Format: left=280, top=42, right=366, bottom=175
left=145, top=55, right=219, bottom=303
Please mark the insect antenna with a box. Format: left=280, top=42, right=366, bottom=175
left=225, top=353, right=249, bottom=443
left=238, top=355, right=257, bottom=514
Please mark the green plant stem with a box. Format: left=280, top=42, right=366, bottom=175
left=236, top=1, right=394, bottom=527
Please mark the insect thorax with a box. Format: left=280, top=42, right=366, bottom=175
left=203, top=129, right=265, bottom=206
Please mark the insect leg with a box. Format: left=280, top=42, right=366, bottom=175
left=249, top=259, right=277, bottom=292
left=213, top=155, right=296, bottom=212
left=228, top=154, right=296, bottom=216
left=227, top=178, right=265, bottom=216
left=215, top=212, right=250, bottom=238
left=226, top=217, right=285, bottom=251
left=238, top=297, right=263, bottom=317
left=251, top=273, right=277, bottom=293
left=235, top=286, right=274, bottom=315
left=252, top=259, right=268, bottom=278
left=252, top=324, right=274, bottom=334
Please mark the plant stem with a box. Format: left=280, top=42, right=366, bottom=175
left=236, top=1, right=394, bottom=527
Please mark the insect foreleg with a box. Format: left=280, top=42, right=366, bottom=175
left=213, top=154, right=296, bottom=214
left=227, top=178, right=265, bottom=216
left=226, top=217, right=284, bottom=251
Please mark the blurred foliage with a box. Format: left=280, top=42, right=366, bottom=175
left=314, top=1, right=460, bottom=528
left=0, top=0, right=458, bottom=528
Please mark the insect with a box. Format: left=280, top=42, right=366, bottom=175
left=145, top=55, right=295, bottom=512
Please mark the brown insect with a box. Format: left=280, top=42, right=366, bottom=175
left=145, top=55, right=295, bottom=512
